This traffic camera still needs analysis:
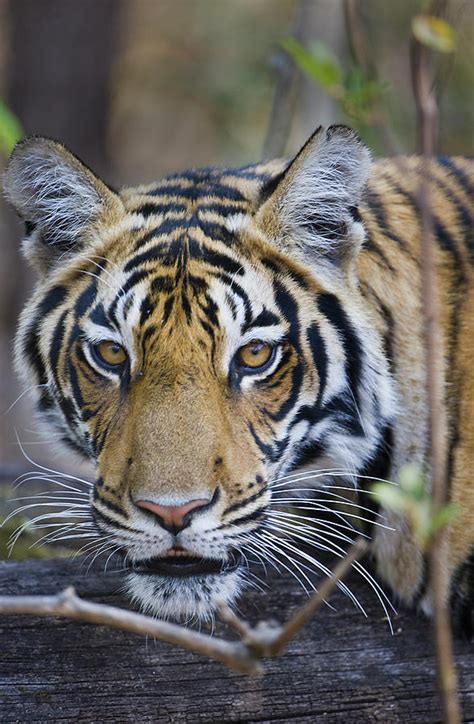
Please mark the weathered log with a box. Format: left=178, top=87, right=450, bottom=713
left=0, top=557, right=473, bottom=722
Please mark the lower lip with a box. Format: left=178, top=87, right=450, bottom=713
left=133, top=552, right=242, bottom=578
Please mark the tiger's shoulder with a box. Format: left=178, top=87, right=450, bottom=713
left=357, top=154, right=473, bottom=633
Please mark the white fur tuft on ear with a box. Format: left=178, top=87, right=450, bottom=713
left=3, top=136, right=119, bottom=253
left=261, top=125, right=371, bottom=270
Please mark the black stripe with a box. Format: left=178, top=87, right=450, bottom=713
left=93, top=487, right=127, bottom=517
left=307, top=323, right=328, bottom=405
left=91, top=505, right=139, bottom=534
left=430, top=172, right=473, bottom=264
left=187, top=237, right=244, bottom=276
left=450, top=546, right=474, bottom=640
left=356, top=425, right=393, bottom=539
left=197, top=202, right=246, bottom=215
left=242, top=308, right=280, bottom=333
left=364, top=188, right=405, bottom=247
left=438, top=156, right=473, bottom=197
left=218, top=274, right=252, bottom=326
left=248, top=421, right=279, bottom=462
left=161, top=294, right=175, bottom=325
left=223, top=486, right=268, bottom=517
left=195, top=220, right=236, bottom=247
left=150, top=180, right=246, bottom=203
left=224, top=508, right=265, bottom=529
left=318, top=293, right=363, bottom=406
left=132, top=221, right=183, bottom=252
left=273, top=281, right=301, bottom=347
left=138, top=201, right=187, bottom=216
left=74, top=280, right=97, bottom=319
left=127, top=234, right=177, bottom=268
left=266, top=360, right=303, bottom=423
left=49, top=309, right=68, bottom=385
left=89, top=303, right=111, bottom=328
left=261, top=257, right=311, bottom=291
left=23, top=285, right=68, bottom=384
left=364, top=230, right=396, bottom=271
left=108, top=269, right=152, bottom=322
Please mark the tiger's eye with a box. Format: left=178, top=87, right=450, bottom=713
left=94, top=341, right=128, bottom=368
left=236, top=341, right=274, bottom=370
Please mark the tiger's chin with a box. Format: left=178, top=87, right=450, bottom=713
left=124, top=569, right=244, bottom=623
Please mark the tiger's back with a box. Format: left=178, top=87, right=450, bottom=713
left=358, top=155, right=474, bottom=627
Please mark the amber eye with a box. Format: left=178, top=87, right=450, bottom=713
left=235, top=341, right=275, bottom=371
left=92, top=341, right=128, bottom=370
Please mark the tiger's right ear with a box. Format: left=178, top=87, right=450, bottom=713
left=3, top=136, right=123, bottom=273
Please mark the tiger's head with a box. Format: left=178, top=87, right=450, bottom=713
left=4, top=126, right=395, bottom=620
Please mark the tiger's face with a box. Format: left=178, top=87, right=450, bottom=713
left=5, top=126, right=395, bottom=620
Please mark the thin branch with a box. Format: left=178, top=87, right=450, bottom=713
left=410, top=7, right=460, bottom=723
left=343, top=0, right=400, bottom=155
left=0, top=539, right=368, bottom=676
left=262, top=0, right=311, bottom=158
left=266, top=537, right=368, bottom=656
left=0, top=585, right=260, bottom=675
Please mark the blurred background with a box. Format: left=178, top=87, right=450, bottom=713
left=0, top=0, right=472, bottom=558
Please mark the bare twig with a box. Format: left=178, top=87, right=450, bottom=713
left=0, top=585, right=259, bottom=674
left=262, top=0, right=311, bottom=158
left=343, top=0, right=373, bottom=77
left=266, top=538, right=368, bottom=656
left=343, top=0, right=400, bottom=155
left=410, top=7, right=460, bottom=723
left=0, top=539, right=367, bottom=676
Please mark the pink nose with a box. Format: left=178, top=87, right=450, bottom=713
left=135, top=497, right=211, bottom=533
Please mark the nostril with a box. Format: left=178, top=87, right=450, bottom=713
left=135, top=497, right=212, bottom=532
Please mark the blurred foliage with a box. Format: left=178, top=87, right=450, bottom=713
left=0, top=100, right=22, bottom=157
left=282, top=38, right=387, bottom=127
left=412, top=15, right=456, bottom=52
left=283, top=8, right=459, bottom=153
left=372, top=464, right=457, bottom=551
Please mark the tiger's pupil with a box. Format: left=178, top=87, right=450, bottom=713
left=237, top=341, right=272, bottom=369
left=95, top=341, right=127, bottom=367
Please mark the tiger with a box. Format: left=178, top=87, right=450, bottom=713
left=3, top=125, right=473, bottom=634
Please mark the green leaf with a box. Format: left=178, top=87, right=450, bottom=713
left=371, top=483, right=406, bottom=511
left=282, top=38, right=342, bottom=90
left=0, top=100, right=23, bottom=156
left=412, top=15, right=456, bottom=53
left=398, top=463, right=425, bottom=498
left=431, top=504, right=458, bottom=534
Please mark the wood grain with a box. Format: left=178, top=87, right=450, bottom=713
left=0, top=557, right=472, bottom=722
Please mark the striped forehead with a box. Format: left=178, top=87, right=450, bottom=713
left=98, top=237, right=280, bottom=337
left=122, top=161, right=286, bottom=218
left=79, top=163, right=289, bottom=345
left=97, top=163, right=287, bottom=324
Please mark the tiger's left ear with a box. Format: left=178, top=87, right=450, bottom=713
left=257, top=125, right=370, bottom=276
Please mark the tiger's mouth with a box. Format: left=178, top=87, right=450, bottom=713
left=132, top=550, right=243, bottom=578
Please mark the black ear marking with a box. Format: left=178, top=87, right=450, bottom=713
left=349, top=205, right=362, bottom=223
left=24, top=220, right=37, bottom=235
left=258, top=164, right=290, bottom=205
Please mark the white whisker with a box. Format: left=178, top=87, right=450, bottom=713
left=4, top=384, right=49, bottom=415
left=269, top=498, right=395, bottom=531
left=13, top=434, right=93, bottom=487
left=260, top=530, right=366, bottom=616
left=270, top=490, right=385, bottom=518
left=268, top=509, right=370, bottom=538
